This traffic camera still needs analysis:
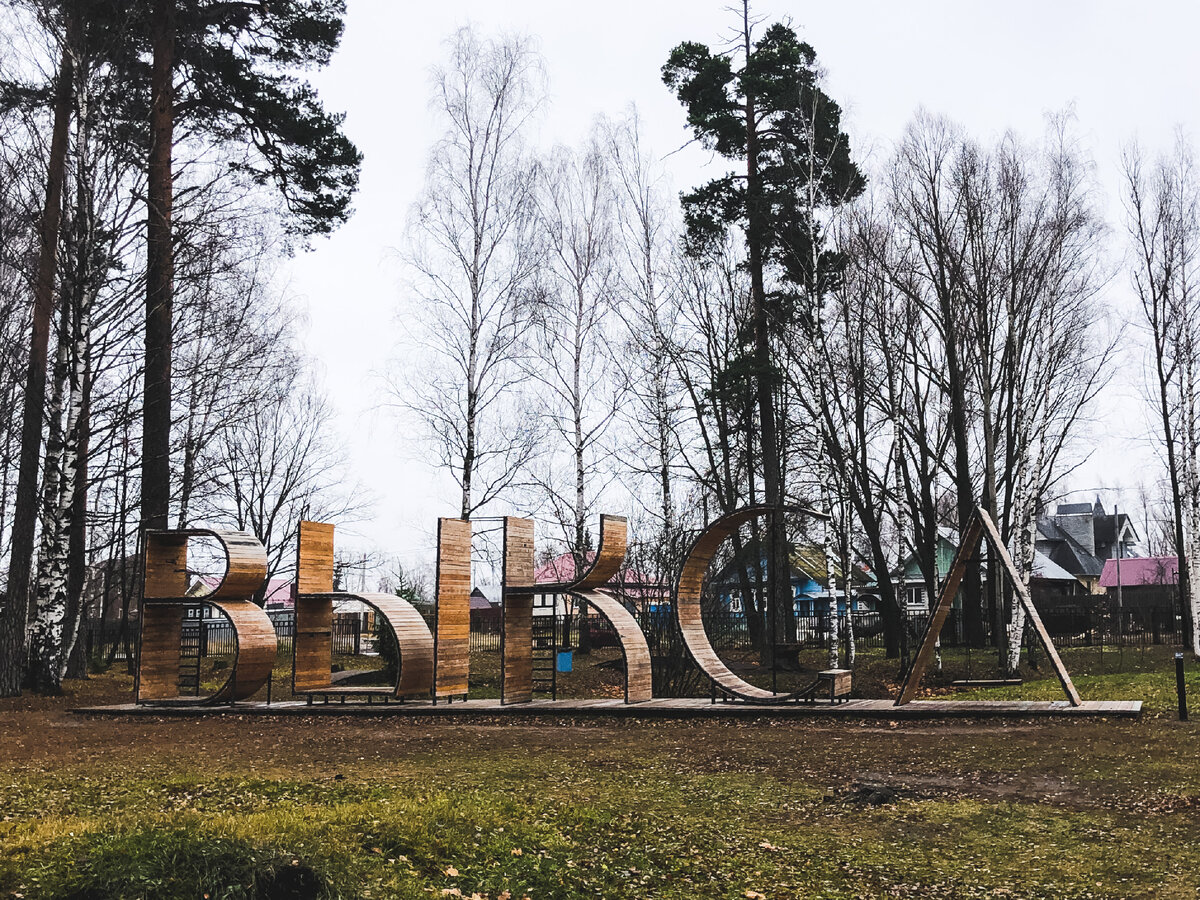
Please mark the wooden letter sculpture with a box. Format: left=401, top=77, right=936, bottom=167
left=293, top=520, right=435, bottom=699
left=535, top=515, right=653, bottom=703
left=501, top=517, right=536, bottom=704
left=674, top=505, right=825, bottom=704
left=137, top=529, right=276, bottom=704
left=434, top=517, right=472, bottom=700
left=895, top=506, right=1082, bottom=706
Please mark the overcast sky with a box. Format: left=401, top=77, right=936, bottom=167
left=278, top=1, right=1200, bottom=564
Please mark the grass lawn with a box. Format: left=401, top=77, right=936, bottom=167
left=2, top=649, right=1200, bottom=898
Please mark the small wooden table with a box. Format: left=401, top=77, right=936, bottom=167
left=817, top=668, right=852, bottom=703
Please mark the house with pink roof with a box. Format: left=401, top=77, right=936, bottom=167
left=1099, top=556, right=1178, bottom=610
left=533, top=551, right=669, bottom=614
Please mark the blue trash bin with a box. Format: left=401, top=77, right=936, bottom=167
left=556, top=650, right=574, bottom=673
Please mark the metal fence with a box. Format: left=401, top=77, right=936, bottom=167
left=85, top=599, right=1186, bottom=665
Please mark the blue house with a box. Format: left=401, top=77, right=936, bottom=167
left=712, top=544, right=877, bottom=619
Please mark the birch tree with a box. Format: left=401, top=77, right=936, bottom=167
left=1125, top=136, right=1200, bottom=655
left=884, top=114, right=1111, bottom=668
left=0, top=0, right=76, bottom=696
left=603, top=108, right=683, bottom=539
left=526, top=138, right=620, bottom=572
left=399, top=27, right=543, bottom=520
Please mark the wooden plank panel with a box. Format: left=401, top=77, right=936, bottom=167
left=294, top=594, right=333, bottom=692
left=502, top=517, right=535, bottom=704
left=356, top=592, right=435, bottom=698
left=297, top=520, right=335, bottom=594
left=577, top=589, right=653, bottom=702
left=293, top=520, right=337, bottom=693
left=144, top=533, right=188, bottom=599
left=534, top=514, right=651, bottom=703
left=209, top=598, right=277, bottom=702
left=209, top=530, right=268, bottom=600
left=300, top=591, right=435, bottom=698
left=137, top=603, right=184, bottom=700
left=434, top=517, right=472, bottom=698
left=539, top=514, right=628, bottom=592
left=144, top=528, right=267, bottom=601
left=140, top=528, right=270, bottom=705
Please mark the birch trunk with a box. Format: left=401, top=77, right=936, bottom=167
left=27, top=315, right=72, bottom=693
left=1183, top=329, right=1200, bottom=656
left=822, top=478, right=839, bottom=670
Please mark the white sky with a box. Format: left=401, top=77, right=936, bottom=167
left=279, top=1, right=1200, bottom=563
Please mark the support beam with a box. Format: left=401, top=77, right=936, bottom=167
left=895, top=507, right=1081, bottom=706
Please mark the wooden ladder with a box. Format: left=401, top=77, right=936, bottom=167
left=531, top=612, right=557, bottom=699
left=178, top=608, right=203, bottom=696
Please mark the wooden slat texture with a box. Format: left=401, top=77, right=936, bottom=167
left=434, top=517, right=472, bottom=698
left=895, top=506, right=1082, bottom=707
left=297, top=520, right=335, bottom=594
left=295, top=593, right=435, bottom=698
left=209, top=599, right=277, bottom=701
left=143, top=533, right=188, bottom=599
left=137, top=603, right=184, bottom=700
left=292, top=521, right=436, bottom=699
left=143, top=529, right=267, bottom=600
left=293, top=520, right=336, bottom=692
left=539, top=514, right=629, bottom=592
left=207, top=530, right=268, bottom=600
left=293, top=594, right=333, bottom=692
left=502, top=517, right=535, bottom=704
left=675, top=505, right=825, bottom=703
left=578, top=589, right=653, bottom=702
left=353, top=592, right=435, bottom=697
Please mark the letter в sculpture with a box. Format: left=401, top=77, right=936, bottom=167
left=535, top=515, right=652, bottom=703
left=293, top=520, right=435, bottom=699
left=137, top=529, right=275, bottom=704
left=674, top=505, right=825, bottom=704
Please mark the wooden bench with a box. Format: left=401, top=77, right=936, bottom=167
left=298, top=686, right=411, bottom=705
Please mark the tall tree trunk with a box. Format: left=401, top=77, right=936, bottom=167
left=0, top=35, right=75, bottom=696
left=142, top=0, right=176, bottom=532
left=821, top=477, right=839, bottom=670
left=62, top=274, right=93, bottom=679
left=741, top=7, right=788, bottom=667
left=28, top=300, right=71, bottom=693
left=62, top=357, right=90, bottom=679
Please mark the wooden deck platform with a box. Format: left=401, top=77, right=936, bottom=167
left=73, top=697, right=1142, bottom=720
